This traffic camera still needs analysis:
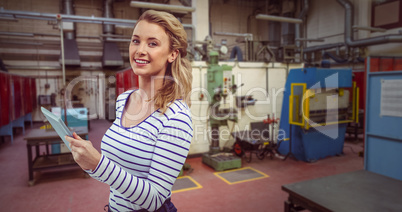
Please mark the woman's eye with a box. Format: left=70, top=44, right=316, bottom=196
left=149, top=42, right=157, bottom=47
left=132, top=39, right=139, bottom=44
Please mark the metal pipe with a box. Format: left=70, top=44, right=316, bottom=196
left=337, top=0, right=402, bottom=47
left=295, top=38, right=324, bottom=42
left=214, top=32, right=253, bottom=41
left=0, top=31, right=34, bottom=36
left=103, top=0, right=115, bottom=35
left=303, top=42, right=345, bottom=53
left=0, top=8, right=137, bottom=27
left=0, top=41, right=43, bottom=45
left=255, top=14, right=303, bottom=24
left=62, top=0, right=75, bottom=39
left=352, top=25, right=386, bottom=32
left=0, top=8, right=195, bottom=44
left=0, top=15, right=17, bottom=21
left=130, top=1, right=195, bottom=12
left=63, top=0, right=74, bottom=15
left=7, top=66, right=61, bottom=70
left=105, top=37, right=130, bottom=42
left=266, top=67, right=269, bottom=100
left=59, top=21, right=66, bottom=86
left=100, top=33, right=130, bottom=38
left=295, top=0, right=309, bottom=48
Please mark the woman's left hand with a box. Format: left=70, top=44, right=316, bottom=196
left=65, top=132, right=101, bottom=171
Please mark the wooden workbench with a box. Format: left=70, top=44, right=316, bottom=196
left=24, top=127, right=88, bottom=186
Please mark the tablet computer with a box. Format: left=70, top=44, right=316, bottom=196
left=41, top=107, right=73, bottom=151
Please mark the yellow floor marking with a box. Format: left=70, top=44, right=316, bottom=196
left=172, top=176, right=203, bottom=193
left=214, top=167, right=269, bottom=185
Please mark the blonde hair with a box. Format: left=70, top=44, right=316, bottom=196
left=136, top=10, right=192, bottom=113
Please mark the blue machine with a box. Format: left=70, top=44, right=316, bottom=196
left=277, top=68, right=357, bottom=162
left=51, top=107, right=88, bottom=153
left=61, top=107, right=89, bottom=128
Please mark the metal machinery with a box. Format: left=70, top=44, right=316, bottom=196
left=201, top=51, right=243, bottom=171
left=277, top=68, right=359, bottom=162
left=231, top=116, right=279, bottom=163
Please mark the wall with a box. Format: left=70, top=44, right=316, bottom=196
left=208, top=0, right=261, bottom=60
left=306, top=0, right=402, bottom=57
left=306, top=0, right=345, bottom=46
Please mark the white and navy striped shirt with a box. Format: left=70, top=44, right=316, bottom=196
left=87, top=90, right=193, bottom=212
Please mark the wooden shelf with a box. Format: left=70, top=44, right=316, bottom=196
left=33, top=154, right=77, bottom=170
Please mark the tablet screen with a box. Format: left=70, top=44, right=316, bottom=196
left=41, top=107, right=73, bottom=151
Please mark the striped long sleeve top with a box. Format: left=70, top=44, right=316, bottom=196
left=87, top=90, right=193, bottom=211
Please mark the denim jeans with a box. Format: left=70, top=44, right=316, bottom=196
left=106, top=198, right=177, bottom=212
left=156, top=198, right=177, bottom=212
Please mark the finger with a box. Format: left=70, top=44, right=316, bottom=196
left=65, top=136, right=84, bottom=147
left=65, top=135, right=74, bottom=143
left=73, top=132, right=83, bottom=140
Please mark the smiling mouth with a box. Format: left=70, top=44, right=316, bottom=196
left=135, top=59, right=150, bottom=64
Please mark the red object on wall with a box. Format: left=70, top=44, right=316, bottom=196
left=31, top=78, right=37, bottom=109
left=353, top=71, right=365, bottom=111
left=0, top=72, right=11, bottom=127
left=368, top=57, right=402, bottom=72
left=115, top=67, right=139, bottom=98
left=0, top=73, right=37, bottom=127
left=12, top=75, right=24, bottom=119
left=24, top=77, right=33, bottom=114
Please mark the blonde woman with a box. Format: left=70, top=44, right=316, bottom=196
left=66, top=10, right=193, bottom=212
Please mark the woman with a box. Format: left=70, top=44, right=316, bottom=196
left=66, top=10, right=193, bottom=212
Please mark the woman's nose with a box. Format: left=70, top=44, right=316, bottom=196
left=136, top=43, right=147, bottom=56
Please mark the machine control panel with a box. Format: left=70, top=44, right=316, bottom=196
left=222, top=70, right=232, bottom=95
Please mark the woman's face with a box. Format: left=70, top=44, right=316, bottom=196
left=129, top=20, right=177, bottom=78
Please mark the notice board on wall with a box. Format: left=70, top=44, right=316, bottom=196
left=380, top=79, right=402, bottom=118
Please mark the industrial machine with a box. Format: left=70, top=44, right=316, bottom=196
left=277, top=68, right=359, bottom=162
left=201, top=51, right=243, bottom=171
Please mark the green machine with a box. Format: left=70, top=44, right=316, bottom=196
left=202, top=51, right=242, bottom=171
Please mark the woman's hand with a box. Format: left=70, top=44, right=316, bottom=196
left=65, top=132, right=101, bottom=171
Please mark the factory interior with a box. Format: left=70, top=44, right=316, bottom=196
left=1, top=0, right=402, bottom=211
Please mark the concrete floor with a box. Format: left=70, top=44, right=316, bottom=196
left=0, top=119, right=364, bottom=212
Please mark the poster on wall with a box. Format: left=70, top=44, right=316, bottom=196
left=380, top=79, right=402, bottom=117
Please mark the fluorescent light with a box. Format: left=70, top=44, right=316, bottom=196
left=255, top=14, right=302, bottom=24
left=130, top=1, right=195, bottom=12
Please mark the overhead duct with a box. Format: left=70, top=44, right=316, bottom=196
left=303, top=42, right=345, bottom=53
left=255, top=14, right=303, bottom=24
left=102, top=0, right=124, bottom=67
left=337, top=0, right=402, bottom=47
left=282, top=13, right=296, bottom=46
left=295, top=0, right=309, bottom=48
left=103, top=0, right=115, bottom=35
left=0, top=8, right=194, bottom=49
left=59, top=0, right=80, bottom=66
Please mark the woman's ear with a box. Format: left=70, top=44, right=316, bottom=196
left=168, top=49, right=179, bottom=63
